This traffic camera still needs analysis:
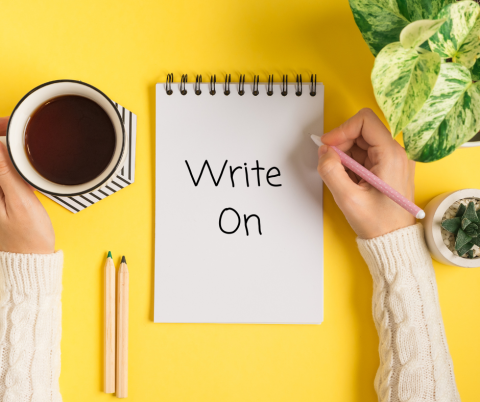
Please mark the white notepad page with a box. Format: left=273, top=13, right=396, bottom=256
left=155, top=81, right=324, bottom=324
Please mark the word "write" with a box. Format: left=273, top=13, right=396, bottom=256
left=185, top=160, right=282, bottom=187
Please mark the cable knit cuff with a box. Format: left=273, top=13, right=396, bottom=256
left=356, top=224, right=431, bottom=277
left=0, top=251, right=63, bottom=296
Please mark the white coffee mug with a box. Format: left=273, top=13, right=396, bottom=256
left=1, top=80, right=126, bottom=196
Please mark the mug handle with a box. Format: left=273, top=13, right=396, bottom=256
left=0, top=137, right=5, bottom=146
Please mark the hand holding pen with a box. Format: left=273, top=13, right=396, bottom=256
left=312, top=108, right=421, bottom=239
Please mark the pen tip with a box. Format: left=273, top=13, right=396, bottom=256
left=107, top=251, right=112, bottom=259
left=121, top=256, right=126, bottom=264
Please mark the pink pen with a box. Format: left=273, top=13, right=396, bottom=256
left=311, top=135, right=425, bottom=219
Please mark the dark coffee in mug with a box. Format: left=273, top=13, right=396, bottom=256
left=24, top=95, right=116, bottom=185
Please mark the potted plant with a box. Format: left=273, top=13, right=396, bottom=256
left=348, top=0, right=480, bottom=162
left=424, top=189, right=480, bottom=267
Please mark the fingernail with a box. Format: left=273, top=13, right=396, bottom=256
left=319, top=145, right=328, bottom=155
left=310, top=134, right=323, bottom=147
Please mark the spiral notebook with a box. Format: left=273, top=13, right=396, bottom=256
left=155, top=75, right=324, bottom=324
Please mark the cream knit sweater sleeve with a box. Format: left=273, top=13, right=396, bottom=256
left=0, top=251, right=63, bottom=402
left=357, top=224, right=460, bottom=402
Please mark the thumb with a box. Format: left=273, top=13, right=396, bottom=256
left=0, top=141, right=32, bottom=197
left=317, top=146, right=358, bottom=204
left=0, top=141, right=14, bottom=179
left=0, top=117, right=8, bottom=136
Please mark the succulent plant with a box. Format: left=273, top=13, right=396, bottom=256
left=441, top=201, right=480, bottom=258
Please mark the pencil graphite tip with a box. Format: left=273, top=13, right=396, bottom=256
left=107, top=251, right=112, bottom=259
left=121, top=256, right=126, bottom=264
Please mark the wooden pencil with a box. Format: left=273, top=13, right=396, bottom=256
left=116, top=256, right=129, bottom=398
left=104, top=251, right=116, bottom=393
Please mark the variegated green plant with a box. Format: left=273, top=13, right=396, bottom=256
left=348, top=0, right=455, bottom=56
left=441, top=201, right=480, bottom=258
left=349, top=0, right=480, bottom=162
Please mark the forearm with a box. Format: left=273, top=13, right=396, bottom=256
left=357, top=224, right=460, bottom=402
left=0, top=251, right=63, bottom=402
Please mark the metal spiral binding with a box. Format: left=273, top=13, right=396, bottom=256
left=180, top=74, right=188, bottom=95
left=253, top=75, right=259, bottom=96
left=210, top=75, right=216, bottom=95
left=166, top=73, right=173, bottom=95
left=281, top=75, right=288, bottom=96
left=310, top=74, right=317, bottom=96
left=195, top=75, right=202, bottom=95
left=165, top=73, right=316, bottom=96
left=296, top=75, right=302, bottom=96
left=224, top=74, right=231, bottom=96
left=238, top=75, right=245, bottom=96
left=267, top=75, right=274, bottom=96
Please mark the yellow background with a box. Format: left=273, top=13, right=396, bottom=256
left=1, top=0, right=479, bottom=401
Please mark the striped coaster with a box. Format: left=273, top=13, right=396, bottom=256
left=42, top=103, right=137, bottom=213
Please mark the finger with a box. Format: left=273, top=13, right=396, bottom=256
left=346, top=169, right=359, bottom=184
left=350, top=144, right=368, bottom=166
left=332, top=138, right=355, bottom=153
left=407, top=160, right=416, bottom=201
left=0, top=117, right=9, bottom=136
left=364, top=156, right=373, bottom=171
left=356, top=135, right=370, bottom=151
left=330, top=135, right=370, bottom=154
left=0, top=141, right=33, bottom=198
left=349, top=145, right=367, bottom=182
left=317, top=146, right=359, bottom=203
left=322, top=108, right=393, bottom=149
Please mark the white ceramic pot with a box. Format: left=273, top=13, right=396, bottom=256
left=424, top=188, right=480, bottom=268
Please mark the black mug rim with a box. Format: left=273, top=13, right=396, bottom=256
left=6, top=79, right=126, bottom=197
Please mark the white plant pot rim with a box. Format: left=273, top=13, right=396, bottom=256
left=424, top=189, right=480, bottom=268
left=460, top=141, right=480, bottom=148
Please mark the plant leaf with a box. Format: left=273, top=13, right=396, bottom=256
left=465, top=226, right=477, bottom=237
left=428, top=1, right=480, bottom=68
left=400, top=19, right=446, bottom=49
left=457, top=241, right=474, bottom=256
left=456, top=227, right=473, bottom=250
left=348, top=0, right=455, bottom=56
left=464, top=201, right=479, bottom=222
left=468, top=249, right=475, bottom=258
left=471, top=58, right=480, bottom=80
left=456, top=203, right=467, bottom=217
left=457, top=19, right=480, bottom=68
left=372, top=43, right=440, bottom=136
left=442, top=217, right=461, bottom=233
left=462, top=218, right=473, bottom=230
left=403, top=63, right=480, bottom=162
left=472, top=235, right=480, bottom=247
left=397, top=0, right=456, bottom=22
left=477, top=209, right=480, bottom=221
left=348, top=0, right=409, bottom=56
